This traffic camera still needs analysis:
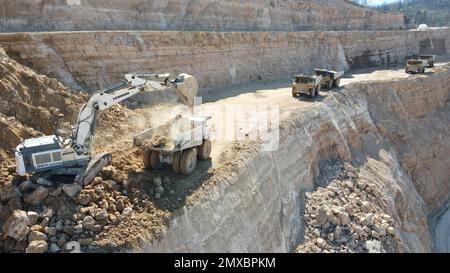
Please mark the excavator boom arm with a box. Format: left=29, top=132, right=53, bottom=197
left=72, top=73, right=198, bottom=154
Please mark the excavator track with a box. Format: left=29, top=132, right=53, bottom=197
left=75, top=152, right=112, bottom=187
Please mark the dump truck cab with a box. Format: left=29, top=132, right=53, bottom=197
left=314, top=69, right=344, bottom=89
left=292, top=74, right=322, bottom=98
left=406, top=59, right=426, bottom=74
left=419, top=55, right=435, bottom=68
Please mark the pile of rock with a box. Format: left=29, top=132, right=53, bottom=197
left=296, top=163, right=400, bottom=253
left=0, top=164, right=165, bottom=252
left=1, top=209, right=53, bottom=253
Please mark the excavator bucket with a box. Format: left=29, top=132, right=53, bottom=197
left=174, top=73, right=198, bottom=107
left=75, top=152, right=112, bottom=187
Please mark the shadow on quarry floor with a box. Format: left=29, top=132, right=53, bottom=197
left=344, top=63, right=406, bottom=79
left=294, top=94, right=328, bottom=103
left=129, top=159, right=214, bottom=212
left=204, top=79, right=292, bottom=102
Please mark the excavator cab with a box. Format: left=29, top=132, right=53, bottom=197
left=15, top=135, right=64, bottom=176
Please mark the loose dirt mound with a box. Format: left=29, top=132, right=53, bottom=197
left=0, top=46, right=133, bottom=163
left=0, top=114, right=42, bottom=166
left=0, top=46, right=84, bottom=134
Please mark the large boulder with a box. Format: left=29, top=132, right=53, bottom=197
left=24, top=186, right=49, bottom=205
left=2, top=210, right=30, bottom=241
left=82, top=216, right=95, bottom=230
left=36, top=177, right=53, bottom=187
left=28, top=231, right=48, bottom=243
left=62, top=183, right=82, bottom=197
left=0, top=184, right=20, bottom=202
left=26, top=240, right=48, bottom=253
left=0, top=203, right=12, bottom=221
left=27, top=211, right=40, bottom=226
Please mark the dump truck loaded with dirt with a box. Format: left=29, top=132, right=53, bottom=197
left=134, top=114, right=212, bottom=175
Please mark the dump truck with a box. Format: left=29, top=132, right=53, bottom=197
left=405, top=59, right=426, bottom=74
left=314, top=69, right=344, bottom=89
left=419, top=55, right=435, bottom=68
left=133, top=115, right=212, bottom=175
left=292, top=74, right=322, bottom=98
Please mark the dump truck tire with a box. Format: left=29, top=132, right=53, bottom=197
left=316, top=85, right=321, bottom=97
left=179, top=149, right=197, bottom=175
left=143, top=150, right=151, bottom=169
left=327, top=80, right=333, bottom=89
left=333, top=78, right=341, bottom=87
left=198, top=140, right=212, bottom=160
left=430, top=61, right=434, bottom=68
left=172, top=152, right=181, bottom=173
left=149, top=151, right=162, bottom=170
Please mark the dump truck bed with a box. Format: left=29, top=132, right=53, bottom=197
left=314, top=69, right=344, bottom=79
left=133, top=115, right=211, bottom=152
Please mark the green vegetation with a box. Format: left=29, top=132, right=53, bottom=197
left=374, top=0, right=450, bottom=27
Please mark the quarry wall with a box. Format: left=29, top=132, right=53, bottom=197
left=0, top=0, right=404, bottom=32
left=0, top=29, right=448, bottom=94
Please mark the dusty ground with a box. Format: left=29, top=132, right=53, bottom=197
left=1, top=49, right=449, bottom=252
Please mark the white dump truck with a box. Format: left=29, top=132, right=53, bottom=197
left=314, top=69, right=344, bottom=89
left=419, top=55, right=435, bottom=68
left=133, top=115, right=212, bottom=175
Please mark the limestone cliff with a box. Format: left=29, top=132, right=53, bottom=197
left=0, top=0, right=404, bottom=32
left=0, top=29, right=448, bottom=94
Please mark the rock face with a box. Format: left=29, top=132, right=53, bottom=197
left=136, top=64, right=450, bottom=253
left=0, top=0, right=404, bottom=32
left=0, top=29, right=448, bottom=94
